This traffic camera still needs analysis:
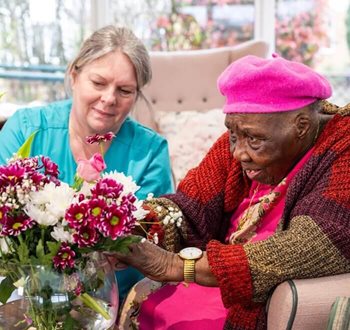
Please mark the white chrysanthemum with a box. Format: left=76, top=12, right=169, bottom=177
left=25, top=204, right=59, bottom=226
left=25, top=182, right=75, bottom=226
left=51, top=224, right=74, bottom=243
left=102, top=171, right=140, bottom=196
left=0, top=237, right=12, bottom=256
left=133, top=200, right=149, bottom=220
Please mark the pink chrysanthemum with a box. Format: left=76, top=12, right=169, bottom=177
left=41, top=156, right=59, bottom=178
left=30, top=171, right=48, bottom=186
left=87, top=198, right=107, bottom=221
left=73, top=226, right=100, bottom=248
left=86, top=132, right=115, bottom=144
left=0, top=163, right=26, bottom=186
left=91, top=178, right=123, bottom=199
left=65, top=202, right=89, bottom=229
left=53, top=243, right=76, bottom=270
left=0, top=206, right=9, bottom=234
left=8, top=157, right=38, bottom=176
left=1, top=213, right=34, bottom=236
left=0, top=206, right=9, bottom=222
left=97, top=204, right=130, bottom=240
left=74, top=281, right=84, bottom=296
left=120, top=194, right=138, bottom=213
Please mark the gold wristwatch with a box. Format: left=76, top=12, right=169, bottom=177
left=178, top=247, right=203, bottom=283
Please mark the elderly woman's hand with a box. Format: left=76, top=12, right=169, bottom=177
left=113, top=236, right=183, bottom=283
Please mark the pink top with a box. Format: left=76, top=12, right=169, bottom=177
left=136, top=147, right=315, bottom=330
left=226, top=146, right=315, bottom=244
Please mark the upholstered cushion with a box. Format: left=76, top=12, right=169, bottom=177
left=267, top=273, right=350, bottom=330
left=132, top=40, right=269, bottom=131
left=155, top=109, right=226, bottom=185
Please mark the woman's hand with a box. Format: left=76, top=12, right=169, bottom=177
left=113, top=236, right=183, bottom=282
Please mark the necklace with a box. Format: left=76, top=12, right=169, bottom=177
left=237, top=183, right=261, bottom=228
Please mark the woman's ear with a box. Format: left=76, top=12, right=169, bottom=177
left=294, top=113, right=312, bottom=140
left=70, top=69, right=78, bottom=90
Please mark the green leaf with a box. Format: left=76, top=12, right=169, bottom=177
left=36, top=239, right=45, bottom=262
left=47, top=241, right=61, bottom=256
left=72, top=175, right=84, bottom=191
left=0, top=276, right=16, bottom=304
left=40, top=241, right=61, bottom=265
left=107, top=235, right=142, bottom=254
left=18, top=241, right=29, bottom=264
left=16, top=130, right=38, bottom=158
left=62, top=314, right=79, bottom=330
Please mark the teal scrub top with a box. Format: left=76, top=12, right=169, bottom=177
left=0, top=99, right=174, bottom=302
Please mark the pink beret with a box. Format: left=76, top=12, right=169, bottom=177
left=218, top=54, right=332, bottom=114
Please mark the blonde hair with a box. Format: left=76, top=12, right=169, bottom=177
left=64, top=25, right=152, bottom=96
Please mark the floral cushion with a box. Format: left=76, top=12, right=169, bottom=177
left=154, top=109, right=226, bottom=186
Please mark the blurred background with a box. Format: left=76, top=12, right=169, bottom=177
left=0, top=0, right=349, bottom=109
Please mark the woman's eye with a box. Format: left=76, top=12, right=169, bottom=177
left=248, top=136, right=258, bottom=143
left=92, top=80, right=104, bottom=87
left=247, top=135, right=263, bottom=149
left=119, top=88, right=136, bottom=97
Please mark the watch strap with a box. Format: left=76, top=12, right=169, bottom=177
left=183, top=259, right=195, bottom=283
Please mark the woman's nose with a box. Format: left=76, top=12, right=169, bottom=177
left=101, top=88, right=117, bottom=106
left=232, top=140, right=251, bottom=162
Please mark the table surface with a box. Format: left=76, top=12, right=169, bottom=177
left=0, top=299, right=28, bottom=330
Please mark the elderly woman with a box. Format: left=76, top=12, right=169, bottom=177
left=0, top=25, right=174, bottom=302
left=115, top=55, right=350, bottom=329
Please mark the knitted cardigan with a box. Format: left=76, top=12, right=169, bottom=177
left=145, top=106, right=350, bottom=330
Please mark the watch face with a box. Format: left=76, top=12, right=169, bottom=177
left=179, top=247, right=203, bottom=260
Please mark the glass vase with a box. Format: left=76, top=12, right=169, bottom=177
left=0, top=253, right=118, bottom=330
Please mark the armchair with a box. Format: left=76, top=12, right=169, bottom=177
left=267, top=274, right=350, bottom=329
left=130, top=42, right=350, bottom=329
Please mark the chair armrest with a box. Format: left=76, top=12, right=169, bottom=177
left=267, top=273, right=350, bottom=330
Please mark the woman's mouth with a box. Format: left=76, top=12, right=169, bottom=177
left=245, top=169, right=262, bottom=180
left=93, top=108, right=114, bottom=118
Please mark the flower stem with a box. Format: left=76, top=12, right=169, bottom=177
left=99, top=143, right=104, bottom=156
left=78, top=292, right=110, bottom=320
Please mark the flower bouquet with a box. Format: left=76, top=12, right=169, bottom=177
left=0, top=132, right=148, bottom=329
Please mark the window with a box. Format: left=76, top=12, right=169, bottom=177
left=275, top=0, right=350, bottom=106
left=0, top=0, right=349, bottom=107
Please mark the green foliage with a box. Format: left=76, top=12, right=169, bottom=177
left=103, top=235, right=142, bottom=254
left=0, top=276, right=16, bottom=304
left=16, top=130, right=38, bottom=158
left=18, top=239, right=30, bottom=263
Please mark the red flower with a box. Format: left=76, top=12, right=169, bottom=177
left=91, top=178, right=123, bottom=199
left=97, top=205, right=130, bottom=240
left=73, top=226, right=100, bottom=248
left=85, top=132, right=115, bottom=144
left=0, top=163, right=26, bottom=186
left=65, top=202, right=89, bottom=229
left=87, top=198, right=107, bottom=221
left=53, top=243, right=76, bottom=270
left=1, top=213, right=34, bottom=236
left=143, top=205, right=164, bottom=244
left=41, top=156, right=59, bottom=178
